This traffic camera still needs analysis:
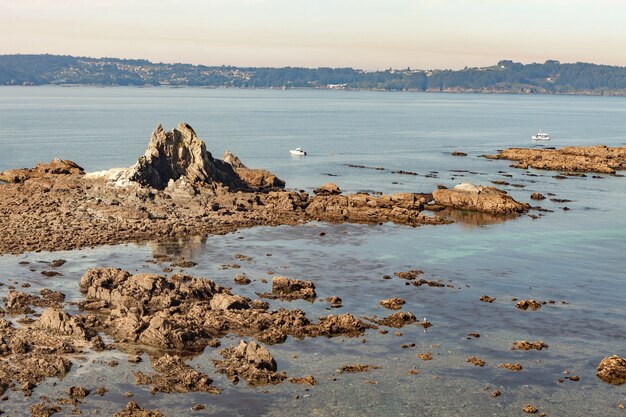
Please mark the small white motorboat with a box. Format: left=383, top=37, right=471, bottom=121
left=532, top=130, right=550, bottom=141
left=289, top=147, right=307, bottom=156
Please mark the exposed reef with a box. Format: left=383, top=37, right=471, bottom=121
left=0, top=123, right=460, bottom=255
left=484, top=145, right=626, bottom=174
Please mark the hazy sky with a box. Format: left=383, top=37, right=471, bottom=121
left=2, top=0, right=626, bottom=69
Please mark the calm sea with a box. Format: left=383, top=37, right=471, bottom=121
left=0, top=87, right=625, bottom=416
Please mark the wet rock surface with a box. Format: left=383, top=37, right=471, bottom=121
left=77, top=267, right=372, bottom=351
left=484, top=145, right=626, bottom=174
left=258, top=276, right=316, bottom=301
left=376, top=312, right=417, bottom=328
left=214, top=340, right=286, bottom=385
left=113, top=402, right=165, bottom=417
left=597, top=355, right=626, bottom=385
left=134, top=354, right=220, bottom=393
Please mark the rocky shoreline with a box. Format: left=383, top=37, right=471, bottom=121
left=2, top=125, right=626, bottom=416
left=0, top=123, right=533, bottom=256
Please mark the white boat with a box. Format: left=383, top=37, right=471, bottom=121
left=532, top=130, right=550, bottom=141
left=289, top=147, right=307, bottom=156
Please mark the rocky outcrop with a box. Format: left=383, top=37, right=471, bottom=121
left=258, top=276, right=316, bottom=301
left=306, top=192, right=446, bottom=225
left=134, top=354, right=220, bottom=393
left=214, top=340, right=287, bottom=385
left=222, top=150, right=285, bottom=190
left=484, top=145, right=626, bottom=174
left=77, top=268, right=373, bottom=351
left=123, top=123, right=248, bottom=190
left=432, top=183, right=529, bottom=214
left=0, top=159, right=84, bottom=183
left=597, top=355, right=626, bottom=385
left=379, top=298, right=406, bottom=310
left=313, top=182, right=341, bottom=196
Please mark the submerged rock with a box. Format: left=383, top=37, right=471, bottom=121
left=432, top=183, right=529, bottom=214
left=113, top=402, right=165, bottom=417
left=134, top=354, right=220, bottom=393
left=258, top=276, right=316, bottom=301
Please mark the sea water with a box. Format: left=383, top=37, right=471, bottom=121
left=0, top=87, right=625, bottom=416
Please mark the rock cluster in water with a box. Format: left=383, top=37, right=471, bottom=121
left=484, top=145, right=626, bottom=174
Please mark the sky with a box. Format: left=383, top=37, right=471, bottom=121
left=2, top=0, right=626, bottom=70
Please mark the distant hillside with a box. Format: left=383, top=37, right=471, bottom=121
left=2, top=54, right=626, bottom=95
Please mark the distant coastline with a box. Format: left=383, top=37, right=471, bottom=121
left=2, top=54, right=626, bottom=96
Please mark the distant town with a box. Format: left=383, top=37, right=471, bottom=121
left=2, top=54, right=626, bottom=95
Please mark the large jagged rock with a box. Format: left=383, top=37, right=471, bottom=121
left=214, top=340, right=286, bottom=385
left=432, top=183, right=529, bottom=214
left=0, top=159, right=84, bottom=183
left=124, top=123, right=248, bottom=190
left=222, top=150, right=285, bottom=190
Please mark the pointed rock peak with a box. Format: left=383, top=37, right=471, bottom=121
left=223, top=150, right=246, bottom=169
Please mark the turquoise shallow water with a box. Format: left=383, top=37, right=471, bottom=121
left=0, top=87, right=625, bottom=416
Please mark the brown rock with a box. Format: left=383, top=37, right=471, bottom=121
left=522, top=404, right=538, bottom=414
left=113, top=402, right=165, bottom=417
left=210, top=293, right=250, bottom=311
left=512, top=341, right=549, bottom=351
left=597, top=355, right=626, bottom=385
left=484, top=145, right=626, bottom=174
left=214, top=340, right=287, bottom=385
left=0, top=159, right=84, bottom=183
left=337, top=364, right=381, bottom=373
left=417, top=352, right=432, bottom=361
left=377, top=312, right=417, bottom=328
left=480, top=295, right=496, bottom=303
left=379, top=298, right=406, bottom=310
left=28, top=402, right=62, bottom=417
left=432, top=183, right=529, bottom=214
left=393, top=269, right=423, bottom=280
left=134, top=354, right=220, bottom=393
left=516, top=300, right=542, bottom=311
left=259, top=276, right=316, bottom=301
left=234, top=274, right=251, bottom=285
left=313, top=182, right=341, bottom=196
left=498, top=363, right=523, bottom=371
left=66, top=385, right=90, bottom=397
left=288, top=375, right=317, bottom=385
left=124, top=123, right=250, bottom=190
left=466, top=356, right=486, bottom=367
left=530, top=192, right=546, bottom=200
